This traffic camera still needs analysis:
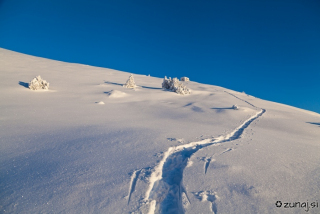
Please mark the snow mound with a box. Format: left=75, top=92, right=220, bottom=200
left=232, top=104, right=239, bottom=110
left=28, top=75, right=49, bottom=90
left=162, top=76, right=191, bottom=95
left=107, top=90, right=127, bottom=98
left=96, top=101, right=105, bottom=104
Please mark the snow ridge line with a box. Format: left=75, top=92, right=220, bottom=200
left=144, top=108, right=266, bottom=213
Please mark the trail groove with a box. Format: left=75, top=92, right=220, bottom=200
left=126, top=91, right=265, bottom=213
left=145, top=107, right=265, bottom=213
left=127, top=169, right=141, bottom=205
left=224, top=91, right=257, bottom=108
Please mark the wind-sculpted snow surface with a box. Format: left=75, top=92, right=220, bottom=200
left=2, top=49, right=320, bottom=214
left=144, top=108, right=265, bottom=214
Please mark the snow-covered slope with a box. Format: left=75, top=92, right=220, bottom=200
left=1, top=48, right=319, bottom=214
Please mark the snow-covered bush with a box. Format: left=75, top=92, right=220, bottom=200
left=180, top=77, right=189, bottom=81
left=232, top=104, right=239, bottom=110
left=28, top=75, right=49, bottom=90
left=162, top=76, right=175, bottom=91
left=123, top=74, right=137, bottom=88
left=162, top=76, right=191, bottom=95
left=175, top=83, right=191, bottom=95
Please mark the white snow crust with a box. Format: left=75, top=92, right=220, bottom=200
left=1, top=48, right=320, bottom=214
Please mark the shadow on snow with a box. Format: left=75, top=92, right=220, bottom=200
left=306, top=122, right=320, bottom=127
left=104, top=81, right=162, bottom=90
left=19, top=81, right=29, bottom=88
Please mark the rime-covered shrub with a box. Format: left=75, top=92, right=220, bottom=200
left=232, top=104, right=239, bottom=110
left=162, top=76, right=171, bottom=90
left=28, top=75, right=49, bottom=90
left=123, top=74, right=137, bottom=88
left=180, top=77, right=189, bottom=81
left=162, top=76, right=191, bottom=95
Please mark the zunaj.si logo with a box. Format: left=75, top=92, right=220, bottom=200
left=275, top=200, right=319, bottom=212
left=275, top=201, right=282, bottom=207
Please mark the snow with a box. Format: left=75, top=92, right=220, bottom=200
left=232, top=104, right=239, bottom=110
left=107, top=90, right=127, bottom=98
left=180, top=77, right=189, bottom=82
left=162, top=77, right=191, bottom=95
left=96, top=101, right=105, bottom=105
left=1, top=48, right=320, bottom=214
left=28, top=75, right=49, bottom=90
left=123, top=74, right=137, bottom=89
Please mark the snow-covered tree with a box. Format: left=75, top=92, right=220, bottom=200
left=175, top=83, right=191, bottom=95
left=162, top=76, right=191, bottom=95
left=162, top=76, right=171, bottom=90
left=180, top=77, right=189, bottom=81
left=28, top=75, right=49, bottom=90
left=123, top=74, right=137, bottom=88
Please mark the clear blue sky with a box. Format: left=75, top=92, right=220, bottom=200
left=1, top=0, right=319, bottom=113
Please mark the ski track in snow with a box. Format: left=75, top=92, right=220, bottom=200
left=201, top=146, right=233, bottom=175
left=127, top=169, right=141, bottom=205
left=224, top=91, right=257, bottom=108
left=220, top=148, right=232, bottom=155
left=129, top=92, right=265, bottom=214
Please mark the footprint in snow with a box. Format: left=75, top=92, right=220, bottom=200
left=193, top=191, right=219, bottom=214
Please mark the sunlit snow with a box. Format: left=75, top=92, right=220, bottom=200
left=1, top=48, right=320, bottom=214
